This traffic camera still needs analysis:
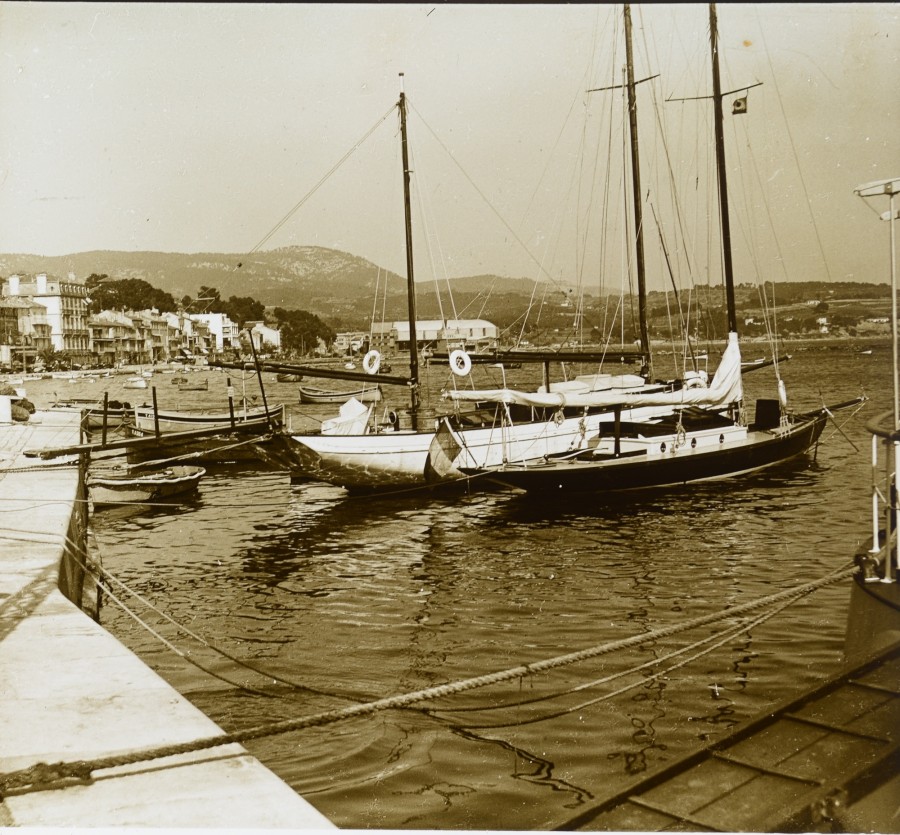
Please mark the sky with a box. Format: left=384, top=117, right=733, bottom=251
left=1, top=3, right=898, bottom=294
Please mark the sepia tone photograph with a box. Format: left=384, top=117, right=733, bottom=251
left=1, top=3, right=898, bottom=831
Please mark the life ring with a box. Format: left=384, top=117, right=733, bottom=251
left=362, top=349, right=381, bottom=376
left=449, top=349, right=472, bottom=377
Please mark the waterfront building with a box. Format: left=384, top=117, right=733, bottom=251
left=246, top=320, right=282, bottom=354
left=370, top=318, right=499, bottom=352
left=0, top=297, right=52, bottom=369
left=2, top=272, right=91, bottom=365
left=332, top=331, right=367, bottom=356
left=189, top=312, right=240, bottom=355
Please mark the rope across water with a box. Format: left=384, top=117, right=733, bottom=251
left=0, top=563, right=857, bottom=797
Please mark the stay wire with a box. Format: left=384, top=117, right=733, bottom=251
left=247, top=103, right=396, bottom=255
left=408, top=99, right=565, bottom=294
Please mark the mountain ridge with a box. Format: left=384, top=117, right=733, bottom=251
left=0, top=246, right=542, bottom=324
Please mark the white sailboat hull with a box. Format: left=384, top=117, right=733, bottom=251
left=289, top=404, right=676, bottom=490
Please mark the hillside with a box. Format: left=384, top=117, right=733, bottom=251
left=0, top=247, right=890, bottom=337
left=0, top=246, right=541, bottom=326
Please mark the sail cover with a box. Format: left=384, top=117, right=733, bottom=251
left=443, top=333, right=744, bottom=410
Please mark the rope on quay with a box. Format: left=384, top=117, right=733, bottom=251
left=0, top=460, right=81, bottom=474
left=0, top=562, right=857, bottom=798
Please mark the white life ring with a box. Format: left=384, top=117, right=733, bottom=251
left=362, top=349, right=381, bottom=376
left=449, top=349, right=472, bottom=377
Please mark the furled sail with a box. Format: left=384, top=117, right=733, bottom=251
left=443, top=333, right=743, bottom=411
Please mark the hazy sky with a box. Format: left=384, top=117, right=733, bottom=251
left=1, top=3, right=897, bottom=294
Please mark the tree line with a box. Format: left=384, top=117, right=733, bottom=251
left=85, top=274, right=335, bottom=356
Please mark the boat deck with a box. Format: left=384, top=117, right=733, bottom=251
left=560, top=641, right=900, bottom=832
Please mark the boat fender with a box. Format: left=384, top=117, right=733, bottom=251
left=449, top=349, right=472, bottom=377
left=363, top=349, right=381, bottom=376
left=684, top=370, right=707, bottom=389
left=778, top=378, right=788, bottom=409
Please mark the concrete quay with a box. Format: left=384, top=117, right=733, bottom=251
left=0, top=410, right=333, bottom=828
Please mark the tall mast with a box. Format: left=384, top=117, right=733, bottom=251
left=624, top=4, right=651, bottom=377
left=709, top=3, right=738, bottom=334
left=398, top=73, right=420, bottom=426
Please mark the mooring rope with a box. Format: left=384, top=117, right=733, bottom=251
left=428, top=594, right=801, bottom=718
left=430, top=595, right=802, bottom=729
left=89, top=542, right=364, bottom=702
left=0, top=563, right=856, bottom=797
left=95, top=573, right=281, bottom=699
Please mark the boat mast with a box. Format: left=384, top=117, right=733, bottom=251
left=709, top=3, right=738, bottom=334
left=624, top=4, right=651, bottom=378
left=399, top=73, right=421, bottom=428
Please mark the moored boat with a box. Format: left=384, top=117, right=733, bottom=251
left=87, top=464, right=205, bottom=506
left=558, top=172, right=900, bottom=834
left=131, top=403, right=283, bottom=434
left=454, top=4, right=860, bottom=496
left=298, top=384, right=382, bottom=405
left=176, top=378, right=209, bottom=391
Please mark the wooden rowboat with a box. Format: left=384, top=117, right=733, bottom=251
left=298, top=385, right=382, bottom=405
left=87, top=464, right=205, bottom=506
left=131, top=403, right=283, bottom=434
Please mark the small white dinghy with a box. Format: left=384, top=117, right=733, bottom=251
left=87, top=464, right=205, bottom=507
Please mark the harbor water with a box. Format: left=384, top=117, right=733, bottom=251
left=26, top=343, right=886, bottom=829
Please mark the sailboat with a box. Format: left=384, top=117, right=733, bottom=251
left=553, top=175, right=900, bottom=833
left=267, top=73, right=682, bottom=491
left=457, top=3, right=864, bottom=495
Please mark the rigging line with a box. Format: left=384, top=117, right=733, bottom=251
left=428, top=595, right=802, bottom=727
left=650, top=201, right=696, bottom=373
left=112, top=434, right=272, bottom=470
left=246, top=103, right=396, bottom=255
left=519, top=6, right=605, bottom=243
left=408, top=99, right=567, bottom=295
left=408, top=140, right=458, bottom=323
left=89, top=548, right=362, bottom=703
left=0, top=566, right=857, bottom=795
left=754, top=7, right=833, bottom=282
left=370, top=265, right=382, bottom=335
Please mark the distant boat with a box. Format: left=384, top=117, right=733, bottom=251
left=859, top=349, right=873, bottom=355
left=298, top=385, right=382, bottom=405
left=276, top=373, right=304, bottom=383
left=124, top=377, right=148, bottom=389
left=131, top=402, right=283, bottom=434
left=177, top=378, right=209, bottom=391
left=87, top=464, right=205, bottom=507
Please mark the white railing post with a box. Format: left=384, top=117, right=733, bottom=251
left=871, top=433, right=881, bottom=553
